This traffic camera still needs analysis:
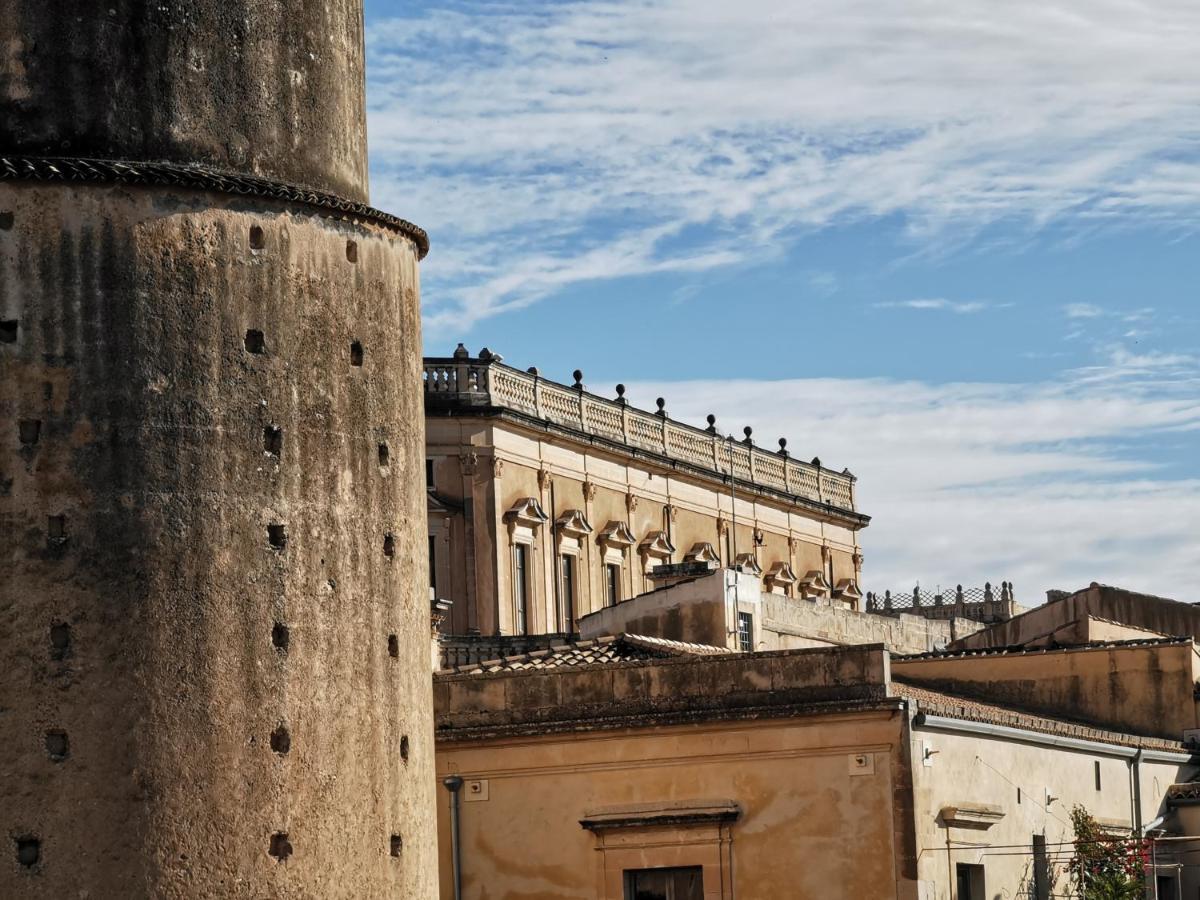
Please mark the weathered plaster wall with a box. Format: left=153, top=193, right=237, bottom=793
left=952, top=583, right=1200, bottom=651
left=895, top=642, right=1200, bottom=741
left=435, top=710, right=912, bottom=900
left=0, top=0, right=370, bottom=200
left=575, top=570, right=973, bottom=655
left=763, top=594, right=978, bottom=654
left=0, top=183, right=435, bottom=898
left=910, top=723, right=1195, bottom=899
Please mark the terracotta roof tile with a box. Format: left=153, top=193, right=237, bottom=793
left=438, top=633, right=731, bottom=675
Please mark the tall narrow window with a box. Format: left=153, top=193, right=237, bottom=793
left=605, top=563, right=621, bottom=607
left=1094, top=760, right=1102, bottom=791
left=737, top=611, right=753, bottom=652
left=514, top=544, right=529, bottom=634
left=561, top=555, right=576, bottom=633
left=429, top=535, right=437, bottom=594
left=956, top=863, right=986, bottom=900
left=425, top=459, right=435, bottom=490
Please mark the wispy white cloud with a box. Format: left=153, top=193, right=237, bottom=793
left=1065, top=303, right=1106, bottom=318
left=366, top=0, right=1200, bottom=328
left=876, top=298, right=995, bottom=314
left=626, top=356, right=1200, bottom=599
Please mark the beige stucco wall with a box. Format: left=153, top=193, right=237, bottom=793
left=951, top=583, right=1200, bottom=651
left=894, top=642, right=1200, bottom=741
left=576, top=569, right=977, bottom=655
left=435, top=711, right=913, bottom=900
left=425, top=414, right=863, bottom=637
left=910, top=723, right=1196, bottom=899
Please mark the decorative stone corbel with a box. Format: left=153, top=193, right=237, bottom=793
left=625, top=492, right=639, bottom=514
left=491, top=457, right=505, bottom=480
left=582, top=480, right=598, bottom=503
left=458, top=451, right=478, bottom=476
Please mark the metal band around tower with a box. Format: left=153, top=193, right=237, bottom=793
left=0, top=155, right=430, bottom=259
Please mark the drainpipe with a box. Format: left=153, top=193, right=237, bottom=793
left=443, top=775, right=464, bottom=900
left=1132, top=748, right=1144, bottom=835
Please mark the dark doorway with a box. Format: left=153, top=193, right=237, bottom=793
left=956, top=862, right=985, bottom=900
left=624, top=866, right=703, bottom=900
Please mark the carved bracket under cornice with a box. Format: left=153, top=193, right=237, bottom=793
left=765, top=561, right=799, bottom=589
left=597, top=520, right=637, bottom=549
left=733, top=553, right=762, bottom=577
left=684, top=542, right=722, bottom=564
left=834, top=578, right=863, bottom=603
left=555, top=509, right=594, bottom=538
left=503, top=497, right=549, bottom=529
left=638, top=530, right=676, bottom=560
left=799, top=569, right=830, bottom=598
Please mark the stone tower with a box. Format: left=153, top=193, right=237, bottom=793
left=0, top=2, right=436, bottom=897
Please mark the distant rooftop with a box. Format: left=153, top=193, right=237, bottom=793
left=424, top=345, right=866, bottom=523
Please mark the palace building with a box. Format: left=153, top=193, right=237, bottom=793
left=424, top=344, right=868, bottom=641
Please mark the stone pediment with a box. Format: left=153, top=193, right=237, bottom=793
left=939, top=804, right=1004, bottom=830
left=799, top=570, right=830, bottom=598
left=733, top=553, right=762, bottom=576
left=503, top=497, right=549, bottom=528
left=597, top=520, right=637, bottom=549
left=638, top=530, right=676, bottom=559
left=834, top=578, right=863, bottom=601
left=765, top=562, right=798, bottom=587
left=684, top=542, right=722, bottom=564
left=555, top=509, right=594, bottom=538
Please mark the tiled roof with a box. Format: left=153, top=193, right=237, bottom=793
left=895, top=682, right=1191, bottom=752
left=896, top=635, right=1191, bottom=661
left=437, top=633, right=731, bottom=675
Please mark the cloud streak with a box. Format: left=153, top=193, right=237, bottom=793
left=625, top=360, right=1200, bottom=600
left=366, top=0, right=1200, bottom=329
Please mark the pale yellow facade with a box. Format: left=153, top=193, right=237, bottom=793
left=425, top=349, right=867, bottom=637
left=435, top=711, right=911, bottom=899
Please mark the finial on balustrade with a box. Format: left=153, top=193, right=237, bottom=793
left=572, top=369, right=584, bottom=390
left=778, top=437, right=788, bottom=457
left=453, top=343, right=469, bottom=359
left=615, top=384, right=627, bottom=406
left=527, top=366, right=539, bottom=376
left=811, top=456, right=821, bottom=468
left=478, top=347, right=493, bottom=361
left=742, top=426, right=753, bottom=445
left=655, top=397, right=667, bottom=417
left=705, top=414, right=718, bottom=434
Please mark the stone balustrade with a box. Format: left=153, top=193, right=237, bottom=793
left=423, top=347, right=858, bottom=514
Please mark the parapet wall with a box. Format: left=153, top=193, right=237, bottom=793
left=894, top=640, right=1200, bottom=741
left=435, top=644, right=893, bottom=739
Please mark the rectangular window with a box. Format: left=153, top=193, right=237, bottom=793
left=429, top=535, right=437, bottom=594
left=623, top=866, right=703, bottom=900
left=956, top=863, right=985, bottom=900
left=737, top=611, right=753, bottom=652
left=561, top=554, right=576, bottom=632
left=605, top=563, right=621, bottom=607
left=425, top=458, right=435, bottom=490
left=513, top=544, right=529, bottom=635
left=1094, top=760, right=1102, bottom=791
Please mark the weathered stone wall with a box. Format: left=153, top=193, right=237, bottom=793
left=951, top=583, right=1200, bottom=651
left=894, top=640, right=1200, bottom=741
left=0, top=2, right=435, bottom=896
left=0, top=0, right=369, bottom=200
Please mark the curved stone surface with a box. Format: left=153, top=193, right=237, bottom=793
left=0, top=182, right=435, bottom=897
left=0, top=0, right=370, bottom=201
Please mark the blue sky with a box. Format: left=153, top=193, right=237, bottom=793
left=363, top=0, right=1200, bottom=601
